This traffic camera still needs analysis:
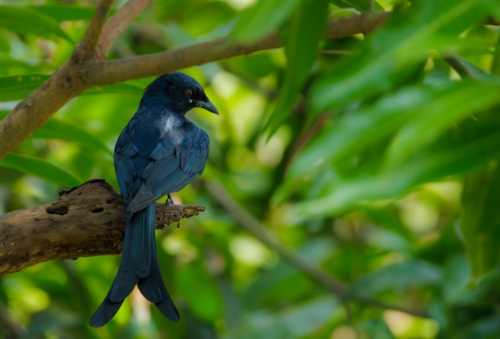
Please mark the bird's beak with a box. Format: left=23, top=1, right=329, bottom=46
left=198, top=99, right=219, bottom=115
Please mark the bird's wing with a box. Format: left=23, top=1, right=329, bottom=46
left=114, top=131, right=141, bottom=206
left=127, top=128, right=209, bottom=213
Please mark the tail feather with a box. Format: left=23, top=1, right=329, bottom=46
left=89, top=280, right=125, bottom=327
left=90, top=203, right=179, bottom=327
left=138, top=238, right=180, bottom=322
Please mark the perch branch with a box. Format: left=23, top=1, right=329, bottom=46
left=0, top=179, right=205, bottom=275
left=0, top=11, right=387, bottom=161
left=205, top=180, right=430, bottom=319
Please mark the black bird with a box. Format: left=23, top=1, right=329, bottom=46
left=89, top=72, right=218, bottom=327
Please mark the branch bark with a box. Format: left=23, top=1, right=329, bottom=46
left=0, top=179, right=205, bottom=275
left=87, top=13, right=387, bottom=85
left=0, top=11, right=388, bottom=161
left=79, top=0, right=114, bottom=60
left=100, top=0, right=157, bottom=52
left=205, top=180, right=430, bottom=319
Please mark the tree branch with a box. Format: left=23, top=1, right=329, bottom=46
left=100, top=0, right=157, bottom=52
left=0, top=179, right=205, bottom=275
left=205, top=180, right=430, bottom=318
left=0, top=12, right=387, bottom=161
left=79, top=0, right=114, bottom=60
left=87, top=13, right=388, bottom=85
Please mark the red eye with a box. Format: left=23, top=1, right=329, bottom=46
left=185, top=89, right=193, bottom=97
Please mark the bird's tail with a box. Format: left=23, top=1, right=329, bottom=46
left=89, top=204, right=179, bottom=327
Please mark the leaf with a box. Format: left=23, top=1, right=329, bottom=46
left=0, top=74, right=143, bottom=103
left=354, top=260, right=442, bottom=296
left=0, top=6, right=73, bottom=42
left=175, top=263, right=223, bottom=322
left=288, top=83, right=452, bottom=181
left=461, top=164, right=500, bottom=278
left=0, top=153, right=81, bottom=187
left=293, top=130, right=500, bottom=216
left=227, top=296, right=339, bottom=339
left=35, top=120, right=112, bottom=155
left=264, top=0, right=329, bottom=137
left=84, top=82, right=144, bottom=95
left=384, top=80, right=500, bottom=167
left=231, top=0, right=302, bottom=42
left=329, top=0, right=383, bottom=11
left=0, top=111, right=111, bottom=154
left=0, top=74, right=50, bottom=102
left=311, top=0, right=490, bottom=111
left=288, top=80, right=500, bottom=184
left=31, top=5, right=101, bottom=22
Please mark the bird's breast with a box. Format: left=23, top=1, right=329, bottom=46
left=158, top=115, right=184, bottom=145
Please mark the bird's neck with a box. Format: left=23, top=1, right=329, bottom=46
left=139, top=94, right=188, bottom=116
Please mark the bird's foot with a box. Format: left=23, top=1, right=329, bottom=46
left=165, top=194, right=174, bottom=205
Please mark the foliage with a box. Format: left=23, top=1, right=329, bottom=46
left=1, top=0, right=500, bottom=338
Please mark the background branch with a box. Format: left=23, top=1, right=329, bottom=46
left=205, top=180, right=430, bottom=318
left=0, top=179, right=204, bottom=275
left=79, top=0, right=114, bottom=60
left=87, top=13, right=387, bottom=85
left=100, top=0, right=157, bottom=52
left=0, top=11, right=387, bottom=161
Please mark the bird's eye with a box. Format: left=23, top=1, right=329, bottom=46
left=185, top=89, right=193, bottom=97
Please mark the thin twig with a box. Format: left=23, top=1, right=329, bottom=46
left=79, top=0, right=114, bottom=60
left=100, top=0, right=157, bottom=52
left=205, top=180, right=430, bottom=318
left=320, top=49, right=355, bottom=55
left=443, top=55, right=474, bottom=78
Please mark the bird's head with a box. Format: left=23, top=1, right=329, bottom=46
left=141, top=72, right=219, bottom=115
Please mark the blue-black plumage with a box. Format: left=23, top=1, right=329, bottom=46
left=89, top=72, right=218, bottom=327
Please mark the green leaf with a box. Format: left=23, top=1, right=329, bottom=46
left=0, top=74, right=143, bottom=103
left=36, top=120, right=112, bottom=155
left=293, top=130, right=500, bottom=216
left=84, top=82, right=144, bottom=95
left=231, top=0, right=302, bottom=42
left=355, top=260, right=442, bottom=296
left=265, top=0, right=329, bottom=137
left=384, top=80, right=500, bottom=167
left=0, top=153, right=81, bottom=187
left=329, top=0, right=383, bottom=11
left=0, top=6, right=73, bottom=42
left=0, top=111, right=111, bottom=154
left=175, top=263, right=223, bottom=322
left=288, top=80, right=500, bottom=185
left=311, top=0, right=490, bottom=111
left=0, top=74, right=50, bottom=102
left=288, top=84, right=447, bottom=181
left=228, top=296, right=339, bottom=339
left=461, top=164, right=500, bottom=278
left=31, top=5, right=100, bottom=22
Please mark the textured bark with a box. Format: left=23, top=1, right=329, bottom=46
left=0, top=179, right=205, bottom=275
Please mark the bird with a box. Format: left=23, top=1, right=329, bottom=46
left=89, top=72, right=218, bottom=327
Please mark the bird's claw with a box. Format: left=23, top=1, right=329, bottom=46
left=165, top=194, right=174, bottom=205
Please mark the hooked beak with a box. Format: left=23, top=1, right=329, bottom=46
left=197, top=99, right=219, bottom=115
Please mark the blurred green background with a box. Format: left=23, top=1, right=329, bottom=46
left=2, top=0, right=500, bottom=338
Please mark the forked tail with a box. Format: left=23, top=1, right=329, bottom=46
left=89, top=204, right=179, bottom=327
